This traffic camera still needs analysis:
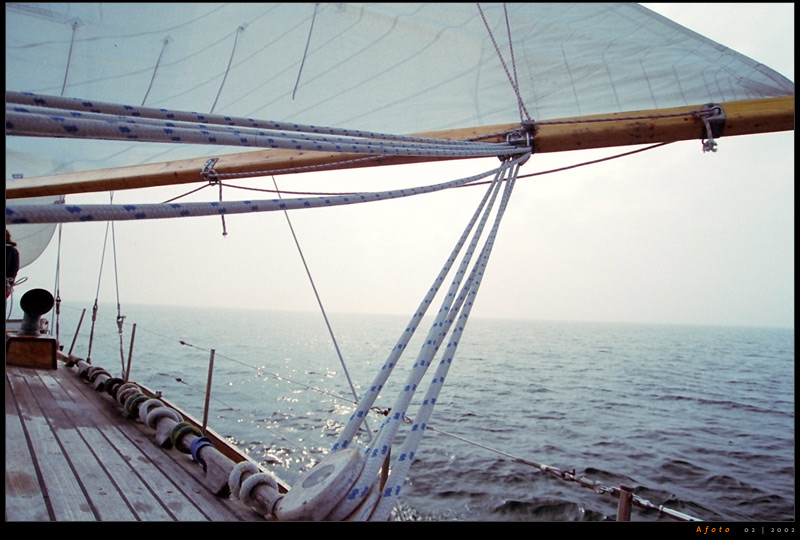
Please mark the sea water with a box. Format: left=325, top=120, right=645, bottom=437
left=49, top=301, right=794, bottom=522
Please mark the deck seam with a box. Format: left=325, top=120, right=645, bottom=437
left=54, top=363, right=264, bottom=521
left=6, top=364, right=264, bottom=521
left=5, top=371, right=56, bottom=521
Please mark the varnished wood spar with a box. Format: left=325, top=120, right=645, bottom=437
left=5, top=96, right=794, bottom=200
left=4, top=126, right=499, bottom=200
left=531, top=95, right=795, bottom=153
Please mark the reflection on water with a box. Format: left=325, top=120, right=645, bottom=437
left=60, top=303, right=794, bottom=521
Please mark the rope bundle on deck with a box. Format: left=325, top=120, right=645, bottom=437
left=68, top=356, right=285, bottom=520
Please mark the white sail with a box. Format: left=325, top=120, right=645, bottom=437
left=5, top=3, right=793, bottom=183
left=6, top=215, right=59, bottom=269
left=5, top=150, right=64, bottom=267
left=3, top=3, right=794, bottom=523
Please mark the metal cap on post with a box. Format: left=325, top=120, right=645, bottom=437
left=617, top=484, right=634, bottom=521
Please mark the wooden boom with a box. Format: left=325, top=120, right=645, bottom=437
left=6, top=96, right=793, bottom=200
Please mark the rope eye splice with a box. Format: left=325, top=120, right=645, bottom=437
left=693, top=103, right=726, bottom=153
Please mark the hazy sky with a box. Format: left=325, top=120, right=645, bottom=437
left=7, top=3, right=794, bottom=329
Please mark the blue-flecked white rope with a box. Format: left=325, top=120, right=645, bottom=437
left=6, top=105, right=520, bottom=159
left=324, top=159, right=520, bottom=520
left=370, top=164, right=520, bottom=521
left=5, top=91, right=523, bottom=160
left=6, top=155, right=529, bottom=225
left=330, top=166, right=505, bottom=454
left=9, top=103, right=511, bottom=154
left=6, top=91, right=511, bottom=149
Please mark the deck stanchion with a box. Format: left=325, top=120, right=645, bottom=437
left=617, top=484, right=633, bottom=521
left=202, top=349, right=216, bottom=433
left=125, top=323, right=136, bottom=381
left=68, top=308, right=86, bottom=356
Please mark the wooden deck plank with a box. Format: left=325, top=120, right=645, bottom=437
left=52, top=365, right=263, bottom=521
left=5, top=374, right=51, bottom=521
left=36, top=365, right=202, bottom=520
left=5, top=364, right=266, bottom=522
left=6, top=368, right=96, bottom=521
left=29, top=368, right=172, bottom=521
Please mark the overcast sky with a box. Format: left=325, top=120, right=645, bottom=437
left=7, top=3, right=794, bottom=329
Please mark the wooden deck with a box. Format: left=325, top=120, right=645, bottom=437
left=5, top=362, right=266, bottom=522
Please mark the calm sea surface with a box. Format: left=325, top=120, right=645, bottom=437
left=50, top=301, right=794, bottom=522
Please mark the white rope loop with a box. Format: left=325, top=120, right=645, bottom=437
left=325, top=175, right=505, bottom=521
left=228, top=461, right=260, bottom=500
left=324, top=179, right=506, bottom=519
left=137, top=398, right=166, bottom=424
left=145, top=406, right=183, bottom=429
